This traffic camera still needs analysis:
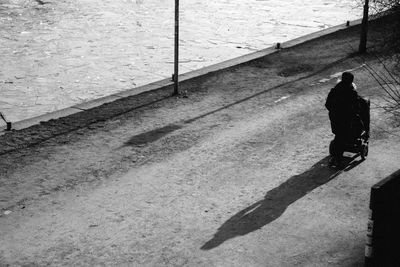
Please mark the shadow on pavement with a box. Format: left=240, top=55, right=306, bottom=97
left=124, top=123, right=183, bottom=146
left=201, top=155, right=362, bottom=250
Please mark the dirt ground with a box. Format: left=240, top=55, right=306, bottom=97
left=1, top=16, right=400, bottom=266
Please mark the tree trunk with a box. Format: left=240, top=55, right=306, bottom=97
left=359, top=0, right=369, bottom=53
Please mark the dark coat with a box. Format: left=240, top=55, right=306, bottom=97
left=325, top=81, right=360, bottom=136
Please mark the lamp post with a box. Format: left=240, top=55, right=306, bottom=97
left=359, top=0, right=369, bottom=53
left=173, top=0, right=179, bottom=95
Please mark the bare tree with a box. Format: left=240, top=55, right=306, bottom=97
left=359, top=0, right=369, bottom=53
left=365, top=0, right=400, bottom=123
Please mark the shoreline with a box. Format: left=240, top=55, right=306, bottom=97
left=0, top=18, right=362, bottom=134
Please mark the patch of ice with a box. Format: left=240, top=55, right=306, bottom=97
left=274, top=95, right=290, bottom=103
left=318, top=78, right=331, bottom=83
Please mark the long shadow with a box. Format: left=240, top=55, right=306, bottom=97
left=125, top=123, right=183, bottom=146
left=201, top=155, right=361, bottom=250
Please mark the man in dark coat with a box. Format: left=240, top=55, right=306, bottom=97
left=325, top=72, right=361, bottom=167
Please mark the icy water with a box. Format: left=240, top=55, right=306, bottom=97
left=0, top=0, right=361, bottom=122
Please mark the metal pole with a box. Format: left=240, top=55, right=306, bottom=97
left=359, top=0, right=369, bottom=53
left=173, top=0, right=179, bottom=95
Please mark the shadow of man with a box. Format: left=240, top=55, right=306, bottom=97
left=201, top=155, right=362, bottom=250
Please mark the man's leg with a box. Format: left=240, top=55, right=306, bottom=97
left=331, top=134, right=345, bottom=167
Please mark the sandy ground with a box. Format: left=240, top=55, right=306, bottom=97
left=1, top=16, right=400, bottom=266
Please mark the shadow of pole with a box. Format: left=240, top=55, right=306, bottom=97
left=201, top=155, right=361, bottom=250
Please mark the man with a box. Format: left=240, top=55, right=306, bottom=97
left=325, top=72, right=360, bottom=167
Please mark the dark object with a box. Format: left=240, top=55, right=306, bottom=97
left=325, top=73, right=370, bottom=162
left=365, top=169, right=400, bottom=266
left=346, top=21, right=350, bottom=26
left=328, top=98, right=370, bottom=161
left=276, top=42, right=281, bottom=49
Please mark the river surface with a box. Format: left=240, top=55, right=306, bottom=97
left=0, top=0, right=361, bottom=122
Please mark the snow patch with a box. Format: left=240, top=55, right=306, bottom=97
left=274, top=95, right=290, bottom=103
